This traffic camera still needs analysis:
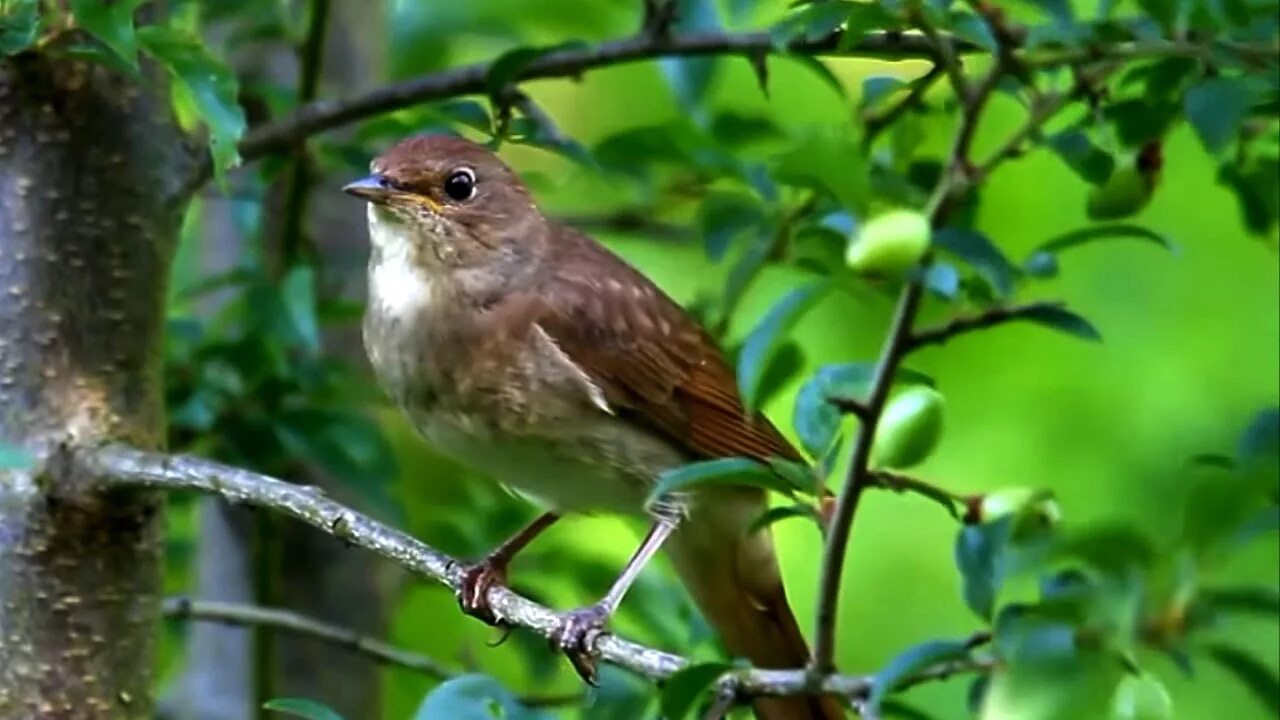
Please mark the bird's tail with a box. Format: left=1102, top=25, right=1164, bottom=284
left=663, top=487, right=845, bottom=720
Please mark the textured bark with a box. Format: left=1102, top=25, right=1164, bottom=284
left=0, top=51, right=188, bottom=718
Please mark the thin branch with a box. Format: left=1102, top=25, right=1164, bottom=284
left=278, top=0, right=332, bottom=269
left=826, top=395, right=872, bottom=422
left=812, top=13, right=1016, bottom=673
left=163, top=597, right=455, bottom=679
left=861, top=64, right=944, bottom=147
left=867, top=469, right=969, bottom=518
left=904, top=301, right=1067, bottom=352
left=237, top=30, right=943, bottom=163
left=78, top=445, right=988, bottom=701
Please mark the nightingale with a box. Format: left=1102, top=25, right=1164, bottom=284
left=344, top=134, right=844, bottom=720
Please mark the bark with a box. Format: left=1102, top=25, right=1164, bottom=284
left=0, top=49, right=188, bottom=718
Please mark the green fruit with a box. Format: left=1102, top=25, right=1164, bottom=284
left=846, top=209, right=931, bottom=275
left=873, top=386, right=944, bottom=468
left=1110, top=674, right=1173, bottom=720
left=980, top=488, right=1061, bottom=524
left=1087, top=167, right=1154, bottom=220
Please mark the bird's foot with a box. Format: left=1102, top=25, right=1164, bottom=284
left=551, top=604, right=612, bottom=685
left=457, top=558, right=508, bottom=626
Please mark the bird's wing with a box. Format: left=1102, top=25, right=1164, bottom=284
left=518, top=225, right=801, bottom=464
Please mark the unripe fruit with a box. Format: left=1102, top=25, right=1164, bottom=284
left=873, top=386, right=944, bottom=468
left=846, top=209, right=931, bottom=275
left=1087, top=167, right=1154, bottom=220
left=1110, top=673, right=1173, bottom=720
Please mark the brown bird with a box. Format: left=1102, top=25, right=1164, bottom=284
left=344, top=134, right=844, bottom=720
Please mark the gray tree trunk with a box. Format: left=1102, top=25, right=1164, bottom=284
left=0, top=50, right=189, bottom=719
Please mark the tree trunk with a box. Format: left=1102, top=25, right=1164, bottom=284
left=0, top=50, right=189, bottom=719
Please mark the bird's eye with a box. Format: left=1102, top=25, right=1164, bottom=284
left=443, top=168, right=476, bottom=202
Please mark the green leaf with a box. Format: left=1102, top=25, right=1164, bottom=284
left=1185, top=77, right=1254, bottom=154
left=700, top=192, right=765, bottom=262
left=737, top=283, right=826, bottom=410
left=415, top=674, right=553, bottom=720
left=659, top=662, right=732, bottom=720
left=660, top=0, right=721, bottom=112
left=868, top=639, right=973, bottom=712
left=748, top=503, right=822, bottom=533
left=931, top=228, right=1020, bottom=298
left=0, top=0, right=40, bottom=56
left=773, top=131, right=868, bottom=213
left=787, top=55, right=846, bottom=98
left=1054, top=524, right=1157, bottom=576
left=1219, top=156, right=1279, bottom=236
left=925, top=262, right=961, bottom=299
left=648, top=458, right=797, bottom=509
left=769, top=1, right=853, bottom=48
left=0, top=442, right=34, bottom=471
left=956, top=517, right=1014, bottom=621
left=1024, top=224, right=1175, bottom=277
left=138, top=26, right=246, bottom=186
left=881, top=699, right=940, bottom=720
left=1205, top=644, right=1280, bottom=715
left=1105, top=99, right=1179, bottom=148
left=1238, top=407, right=1280, bottom=462
left=281, top=266, right=319, bottom=354
left=1047, top=130, right=1116, bottom=185
left=1020, top=305, right=1102, bottom=342
left=485, top=42, right=586, bottom=101
left=70, top=0, right=142, bottom=67
left=263, top=698, right=345, bottom=720
left=793, top=363, right=934, bottom=458
left=431, top=100, right=493, bottom=134
left=1199, top=586, right=1280, bottom=620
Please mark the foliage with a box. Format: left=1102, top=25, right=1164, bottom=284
left=10, top=0, right=1275, bottom=717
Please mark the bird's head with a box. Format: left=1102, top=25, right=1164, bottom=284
left=343, top=134, right=546, bottom=269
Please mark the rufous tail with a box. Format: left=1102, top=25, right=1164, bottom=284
left=663, top=487, right=846, bottom=720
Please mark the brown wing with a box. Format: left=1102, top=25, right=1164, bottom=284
left=522, top=225, right=801, bottom=464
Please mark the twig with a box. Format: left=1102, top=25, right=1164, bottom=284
left=904, top=301, right=1066, bottom=352
left=163, top=597, right=455, bottom=679
left=826, top=395, right=872, bottom=422
left=812, top=13, right=1016, bottom=674
left=867, top=470, right=969, bottom=518
left=79, top=445, right=988, bottom=701
left=278, top=0, right=332, bottom=270
left=861, top=64, right=944, bottom=146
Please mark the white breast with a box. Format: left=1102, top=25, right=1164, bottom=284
left=366, top=205, right=434, bottom=321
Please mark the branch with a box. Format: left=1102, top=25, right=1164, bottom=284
left=163, top=597, right=454, bottom=679
left=78, top=445, right=988, bottom=701
left=861, top=64, right=944, bottom=147
left=236, top=30, right=943, bottom=163
left=904, top=301, right=1067, bottom=352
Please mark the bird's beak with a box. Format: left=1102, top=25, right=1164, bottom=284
left=342, top=175, right=393, bottom=204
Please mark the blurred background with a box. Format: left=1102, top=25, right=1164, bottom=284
left=152, top=0, right=1278, bottom=718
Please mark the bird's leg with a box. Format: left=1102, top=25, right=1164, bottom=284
left=552, top=517, right=679, bottom=684
left=458, top=511, right=560, bottom=625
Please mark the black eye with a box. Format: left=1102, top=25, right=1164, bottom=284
left=443, top=168, right=476, bottom=202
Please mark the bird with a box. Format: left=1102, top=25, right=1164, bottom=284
left=344, top=133, right=844, bottom=720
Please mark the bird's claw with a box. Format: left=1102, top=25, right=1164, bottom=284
left=551, top=604, right=611, bottom=685
left=457, top=559, right=507, bottom=627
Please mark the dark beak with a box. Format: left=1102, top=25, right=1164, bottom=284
left=342, top=175, right=393, bottom=203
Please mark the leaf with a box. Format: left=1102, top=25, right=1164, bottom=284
left=281, top=266, right=319, bottom=354
left=1205, top=644, right=1280, bottom=715
left=748, top=503, right=822, bottom=533
left=648, top=458, right=797, bottom=509
left=700, top=192, right=765, bottom=261
left=1238, top=407, right=1280, bottom=462
left=660, top=0, right=722, bottom=113
left=955, top=517, right=1014, bottom=621
left=1185, top=77, right=1254, bottom=154
left=737, top=283, right=826, bottom=410
left=1024, top=224, right=1175, bottom=277
left=263, top=698, right=345, bottom=720
left=659, top=662, right=732, bottom=720
left=773, top=132, right=868, bottom=213
left=793, top=362, right=935, bottom=458
left=1105, top=99, right=1180, bottom=148
left=786, top=55, right=846, bottom=98
left=931, top=228, right=1019, bottom=298
left=868, top=639, right=973, bottom=712
left=431, top=100, right=493, bottom=134
left=1020, top=305, right=1103, bottom=342
left=881, top=699, right=940, bottom=720
left=485, top=41, right=586, bottom=101
left=0, top=0, right=40, bottom=56
left=769, top=1, right=853, bottom=48
left=138, top=26, right=246, bottom=186
left=1219, top=156, right=1279, bottom=236
left=861, top=76, right=905, bottom=108
left=1199, top=586, right=1280, bottom=620
left=925, top=262, right=961, bottom=300
left=1054, top=524, right=1157, bottom=576
left=1047, top=130, right=1116, bottom=185
left=0, top=442, right=34, bottom=471
left=70, top=0, right=143, bottom=67
left=414, top=674, right=553, bottom=720
left=755, top=341, right=806, bottom=411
